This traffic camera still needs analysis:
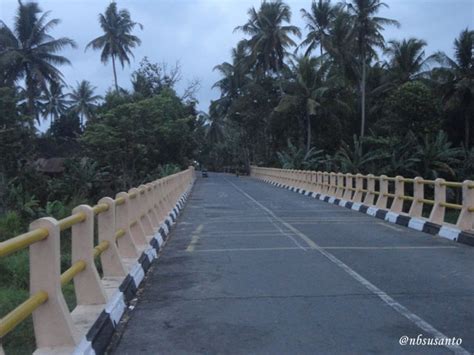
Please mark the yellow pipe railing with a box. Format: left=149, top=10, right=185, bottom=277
left=93, top=241, right=110, bottom=258
left=92, top=203, right=109, bottom=214
left=0, top=291, right=48, bottom=338
left=60, top=260, right=87, bottom=286
left=58, top=212, right=86, bottom=231
left=115, top=228, right=126, bottom=240
left=115, top=196, right=125, bottom=205
left=0, top=167, right=195, bottom=345
left=0, top=228, right=49, bottom=258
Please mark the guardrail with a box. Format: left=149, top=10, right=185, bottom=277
left=251, top=166, right=474, bottom=238
left=0, top=167, right=195, bottom=354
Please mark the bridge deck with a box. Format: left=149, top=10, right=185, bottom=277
left=112, top=173, right=474, bottom=354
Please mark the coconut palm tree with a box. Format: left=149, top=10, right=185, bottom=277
left=86, top=2, right=142, bottom=92
left=346, top=0, right=399, bottom=138
left=415, top=131, right=462, bottom=179
left=299, top=0, right=335, bottom=57
left=335, top=135, right=381, bottom=173
left=432, top=29, right=474, bottom=148
left=40, top=81, right=70, bottom=125
left=213, top=41, right=251, bottom=115
left=0, top=1, right=76, bottom=122
left=276, top=55, right=347, bottom=153
left=69, top=80, right=102, bottom=126
left=235, top=0, right=301, bottom=76
left=385, top=38, right=430, bottom=84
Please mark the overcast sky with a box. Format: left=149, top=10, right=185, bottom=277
left=1, top=0, right=473, bottom=129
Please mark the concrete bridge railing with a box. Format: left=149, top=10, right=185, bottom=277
left=0, top=167, right=195, bottom=354
left=251, top=166, right=474, bottom=241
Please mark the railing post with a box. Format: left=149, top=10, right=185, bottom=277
left=127, top=188, right=148, bottom=248
left=310, top=171, right=317, bottom=193
left=97, top=197, right=127, bottom=277
left=137, top=185, right=155, bottom=238
left=154, top=180, right=166, bottom=223
left=29, top=217, right=76, bottom=349
left=429, top=178, right=446, bottom=225
left=390, top=176, right=404, bottom=213
left=376, top=175, right=389, bottom=209
left=115, top=192, right=139, bottom=258
left=329, top=172, right=337, bottom=196
left=335, top=173, right=344, bottom=198
left=322, top=172, right=328, bottom=195
left=353, top=174, right=364, bottom=203
left=408, top=177, right=424, bottom=217
left=457, top=180, right=474, bottom=230
left=342, top=174, right=353, bottom=201
left=71, top=205, right=107, bottom=305
left=145, top=183, right=160, bottom=228
left=363, top=174, right=376, bottom=205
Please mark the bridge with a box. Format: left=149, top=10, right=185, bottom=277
left=1, top=167, right=473, bottom=354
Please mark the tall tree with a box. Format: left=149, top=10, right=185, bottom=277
left=276, top=56, right=331, bottom=152
left=69, top=80, right=102, bottom=126
left=235, top=0, right=301, bottom=76
left=299, top=0, right=335, bottom=57
left=0, top=1, right=76, bottom=122
left=385, top=38, right=429, bottom=84
left=40, top=81, right=70, bottom=125
left=347, top=0, right=399, bottom=137
left=86, top=2, right=142, bottom=92
left=432, top=29, right=474, bottom=148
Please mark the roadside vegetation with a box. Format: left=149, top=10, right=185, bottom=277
left=204, top=0, right=473, bottom=181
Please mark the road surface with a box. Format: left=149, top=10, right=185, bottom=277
left=111, top=173, right=474, bottom=354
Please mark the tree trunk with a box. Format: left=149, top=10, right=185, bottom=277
left=25, top=69, right=38, bottom=124
left=465, top=109, right=470, bottom=148
left=360, top=56, right=367, bottom=138
left=306, top=111, right=312, bottom=153
left=112, top=55, right=119, bottom=92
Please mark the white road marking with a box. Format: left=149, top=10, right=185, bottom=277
left=378, top=222, right=404, bottom=232
left=263, top=215, right=307, bottom=251
left=183, top=246, right=456, bottom=253
left=226, top=178, right=469, bottom=355
left=322, top=246, right=457, bottom=250
left=186, top=224, right=204, bottom=252
left=188, top=247, right=303, bottom=252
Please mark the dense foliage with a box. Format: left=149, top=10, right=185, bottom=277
left=203, top=0, right=473, bottom=181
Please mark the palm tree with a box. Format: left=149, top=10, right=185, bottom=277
left=323, top=8, right=358, bottom=83
left=385, top=38, right=430, bottom=84
left=0, top=1, right=76, bottom=122
left=346, top=0, right=399, bottom=138
left=86, top=2, right=142, bottom=92
left=235, top=0, right=301, bottom=76
left=415, top=131, right=462, bottom=179
left=213, top=41, right=251, bottom=116
left=299, top=0, right=335, bottom=57
left=277, top=139, right=324, bottom=169
left=69, top=80, right=102, bottom=126
left=40, top=81, right=70, bottom=125
left=335, top=135, right=381, bottom=173
left=276, top=55, right=348, bottom=153
left=432, top=29, right=474, bottom=148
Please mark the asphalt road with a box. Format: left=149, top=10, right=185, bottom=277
left=112, top=173, right=474, bottom=355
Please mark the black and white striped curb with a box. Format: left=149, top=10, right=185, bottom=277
left=261, top=179, right=474, bottom=247
left=74, top=181, right=195, bottom=355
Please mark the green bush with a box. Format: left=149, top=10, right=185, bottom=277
left=0, top=211, right=24, bottom=242
left=0, top=287, right=35, bottom=355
